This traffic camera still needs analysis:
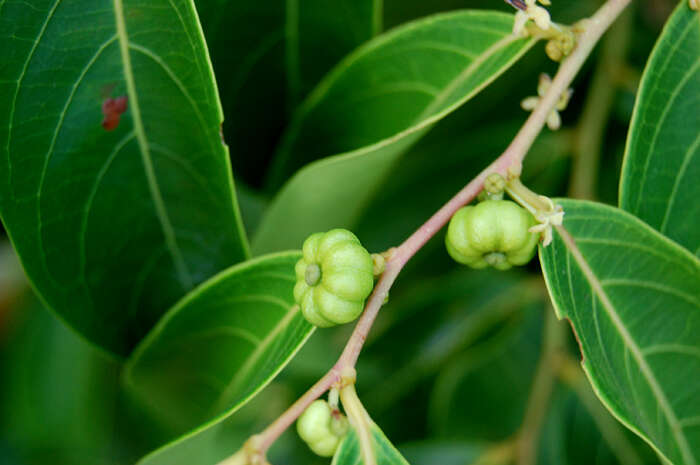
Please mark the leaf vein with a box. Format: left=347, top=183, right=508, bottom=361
left=557, top=226, right=696, bottom=465
left=5, top=0, right=62, bottom=199
left=78, top=130, right=136, bottom=279
left=113, top=0, right=192, bottom=289
left=575, top=237, right=697, bottom=274
left=659, top=129, right=700, bottom=234
left=642, top=344, right=700, bottom=360
left=210, top=304, right=300, bottom=412
left=600, top=278, right=700, bottom=307
left=128, top=41, right=209, bottom=138
left=633, top=22, right=698, bottom=213
left=36, top=33, right=118, bottom=287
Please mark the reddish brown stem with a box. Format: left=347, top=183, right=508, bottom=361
left=221, top=0, right=632, bottom=460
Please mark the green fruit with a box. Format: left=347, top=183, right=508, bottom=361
left=297, top=400, right=349, bottom=457
left=446, top=200, right=538, bottom=270
left=294, top=229, right=374, bottom=327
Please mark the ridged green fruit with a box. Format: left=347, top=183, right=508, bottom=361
left=446, top=200, right=538, bottom=270
left=294, top=229, right=374, bottom=327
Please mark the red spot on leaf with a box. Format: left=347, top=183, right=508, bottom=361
left=102, top=96, right=128, bottom=131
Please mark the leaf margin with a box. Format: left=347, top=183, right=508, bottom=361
left=267, top=9, right=536, bottom=186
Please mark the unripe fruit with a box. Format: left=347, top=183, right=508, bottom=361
left=297, top=400, right=349, bottom=457
left=446, top=200, right=538, bottom=270
left=294, top=229, right=374, bottom=327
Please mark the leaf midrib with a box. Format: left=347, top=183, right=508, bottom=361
left=113, top=0, right=192, bottom=289
left=557, top=225, right=696, bottom=465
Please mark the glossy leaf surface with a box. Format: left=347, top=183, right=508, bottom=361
left=253, top=11, right=535, bottom=253
left=619, top=3, right=700, bottom=256
left=125, top=252, right=313, bottom=437
left=0, top=0, right=248, bottom=356
left=539, top=199, right=700, bottom=465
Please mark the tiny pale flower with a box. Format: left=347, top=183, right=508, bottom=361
left=528, top=196, right=564, bottom=247
left=520, top=74, right=572, bottom=131
left=546, top=111, right=562, bottom=131
left=520, top=96, right=539, bottom=111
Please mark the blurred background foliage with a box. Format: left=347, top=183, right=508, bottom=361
left=0, top=0, right=678, bottom=463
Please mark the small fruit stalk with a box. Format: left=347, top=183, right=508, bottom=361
left=294, top=229, right=375, bottom=327
left=296, top=399, right=349, bottom=457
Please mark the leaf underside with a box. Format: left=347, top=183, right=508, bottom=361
left=539, top=199, right=700, bottom=465
left=332, top=422, right=410, bottom=465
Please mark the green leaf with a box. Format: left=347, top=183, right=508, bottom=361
left=332, top=422, right=410, bottom=465
left=539, top=199, right=700, bottom=465
left=619, top=2, right=700, bottom=256
left=194, top=0, right=380, bottom=185
left=0, top=0, right=249, bottom=356
left=253, top=11, right=535, bottom=254
left=124, top=251, right=313, bottom=438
